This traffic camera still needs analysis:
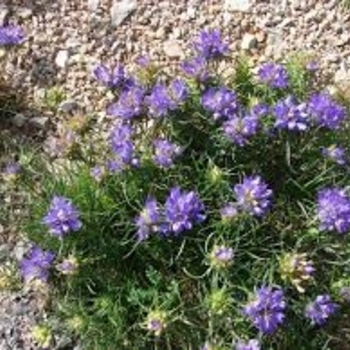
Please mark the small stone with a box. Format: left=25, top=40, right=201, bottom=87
left=17, top=7, right=33, bottom=19
left=88, top=0, right=100, bottom=12
left=224, top=0, right=253, bottom=12
left=55, top=50, right=70, bottom=69
left=12, top=113, right=26, bottom=127
left=58, top=99, right=80, bottom=113
left=0, top=6, right=9, bottom=23
left=29, top=116, right=49, bottom=129
left=163, top=40, right=184, bottom=58
left=325, top=53, right=340, bottom=63
left=241, top=33, right=258, bottom=50
left=110, top=0, right=137, bottom=27
left=13, top=241, right=30, bottom=262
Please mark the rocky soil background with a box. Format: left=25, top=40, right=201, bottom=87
left=1, top=0, right=350, bottom=348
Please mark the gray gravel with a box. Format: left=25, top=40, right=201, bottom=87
left=2, top=0, right=350, bottom=348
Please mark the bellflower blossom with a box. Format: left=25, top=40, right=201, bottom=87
left=135, top=198, right=161, bottom=241
left=164, top=187, right=206, bottom=235
left=56, top=257, right=79, bottom=275
left=234, top=175, right=272, bottom=217
left=210, top=245, right=234, bottom=268
left=107, top=85, right=145, bottom=120
left=193, top=29, right=229, bottom=60
left=308, top=93, right=346, bottom=130
left=251, top=103, right=270, bottom=118
left=322, top=145, right=347, bottom=166
left=243, top=286, right=286, bottom=334
left=273, top=96, right=309, bottom=131
left=43, top=196, right=82, bottom=238
left=92, top=63, right=130, bottom=89
left=20, top=246, right=55, bottom=283
left=257, top=62, right=289, bottom=89
left=0, top=25, right=25, bottom=45
left=180, top=56, right=208, bottom=81
left=305, top=295, right=338, bottom=326
left=145, top=83, right=175, bottom=118
left=169, top=78, right=189, bottom=105
left=236, top=339, right=260, bottom=350
left=201, top=87, right=238, bottom=120
left=153, top=139, right=182, bottom=168
left=109, top=122, right=136, bottom=171
left=220, top=203, right=238, bottom=221
left=223, top=113, right=259, bottom=146
left=316, top=187, right=350, bottom=234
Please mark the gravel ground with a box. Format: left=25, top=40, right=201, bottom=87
left=1, top=0, right=350, bottom=348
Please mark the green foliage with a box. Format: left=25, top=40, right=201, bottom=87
left=18, top=54, right=350, bottom=350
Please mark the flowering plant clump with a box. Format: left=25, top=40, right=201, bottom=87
left=19, top=28, right=350, bottom=349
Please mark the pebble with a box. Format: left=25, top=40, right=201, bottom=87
left=241, top=33, right=258, bottom=50
left=29, top=116, right=49, bottom=129
left=55, top=50, right=70, bottom=69
left=224, top=0, right=253, bottom=12
left=163, top=40, right=184, bottom=58
left=12, top=113, right=26, bottom=128
left=110, top=0, right=137, bottom=27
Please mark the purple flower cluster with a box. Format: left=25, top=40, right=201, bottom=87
left=135, top=198, right=161, bottom=241
left=305, top=295, right=338, bottom=325
left=169, top=78, right=189, bottom=104
left=193, top=29, right=228, bottom=60
left=153, top=139, right=182, bottom=168
left=308, top=93, right=346, bottom=130
left=220, top=203, right=238, bottom=221
left=107, top=85, right=145, bottom=120
left=322, top=145, right=347, bottom=166
left=236, top=339, right=260, bottom=350
left=201, top=87, right=238, bottom=120
left=273, top=96, right=309, bottom=131
left=181, top=56, right=208, bottom=81
left=109, top=122, right=137, bottom=171
left=210, top=245, right=234, bottom=268
left=243, top=286, right=286, bottom=334
left=223, top=113, right=259, bottom=146
left=43, top=196, right=82, bottom=238
left=0, top=25, right=25, bottom=45
left=20, top=246, right=55, bottom=283
left=165, top=187, right=206, bottom=235
left=317, top=187, right=350, bottom=234
left=257, top=63, right=289, bottom=89
left=234, top=176, right=273, bottom=217
left=92, top=63, right=130, bottom=89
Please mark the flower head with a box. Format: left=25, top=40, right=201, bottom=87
left=180, top=56, right=208, bottom=81
left=91, top=165, right=106, bottom=182
left=169, top=78, right=189, bottom=104
left=322, top=145, right=347, bottom=166
left=308, top=93, right=346, bottom=130
left=251, top=103, right=270, bottom=118
left=202, top=87, right=238, bottom=120
left=20, top=246, right=55, bottom=284
left=2, top=161, right=21, bottom=181
left=220, top=203, right=238, bottom=221
left=273, top=96, right=309, bottom=131
left=43, top=196, right=82, bottom=237
left=92, top=63, right=130, bottom=89
left=164, top=187, right=206, bottom=235
left=193, top=29, right=228, bottom=60
left=305, top=294, right=338, bottom=325
left=210, top=245, right=234, bottom=268
left=153, top=138, right=182, bottom=168
left=145, top=310, right=167, bottom=336
left=243, top=286, right=286, bottom=334
left=279, top=252, right=315, bottom=293
left=317, top=187, right=350, bottom=234
left=135, top=198, right=161, bottom=241
left=223, top=114, right=259, bottom=146
left=107, top=85, right=145, bottom=120
left=257, top=62, right=289, bottom=89
left=56, top=257, right=79, bottom=275
left=236, top=339, right=260, bottom=350
left=234, top=176, right=272, bottom=216
left=145, top=83, right=175, bottom=118
left=0, top=25, right=25, bottom=45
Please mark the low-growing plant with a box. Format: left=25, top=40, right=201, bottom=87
left=18, top=29, right=350, bottom=349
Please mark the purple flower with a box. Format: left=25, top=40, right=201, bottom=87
left=193, top=29, right=228, bottom=60
left=20, top=246, right=55, bottom=283
left=236, top=339, right=260, bottom=350
left=91, top=166, right=105, bottom=182
left=306, top=61, right=318, bottom=72
left=145, top=83, right=175, bottom=118
left=92, top=63, right=129, bottom=89
left=169, top=78, right=189, bottom=104
left=43, top=196, right=82, bottom=238
left=0, top=25, right=25, bottom=45
left=210, top=245, right=234, bottom=268
left=251, top=103, right=270, bottom=118
left=109, top=122, right=136, bottom=171
left=202, top=87, right=238, bottom=120
left=243, top=286, right=286, bottom=334
left=223, top=114, right=259, bottom=146
left=273, top=96, right=309, bottom=131
left=164, top=187, right=206, bottom=235
left=56, top=257, right=78, bottom=275
left=258, top=62, right=289, bottom=89
left=135, top=198, right=161, bottom=241
left=180, top=56, right=208, bottom=81
left=135, top=55, right=150, bottom=67
left=308, top=93, right=346, bottom=129
left=3, top=162, right=21, bottom=175
left=153, top=139, right=182, bottom=168
left=322, top=145, right=347, bottom=166
left=317, top=187, right=350, bottom=234
left=305, top=295, right=338, bottom=326
left=220, top=203, right=238, bottom=221
left=107, top=85, right=145, bottom=120
left=234, top=176, right=272, bottom=217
